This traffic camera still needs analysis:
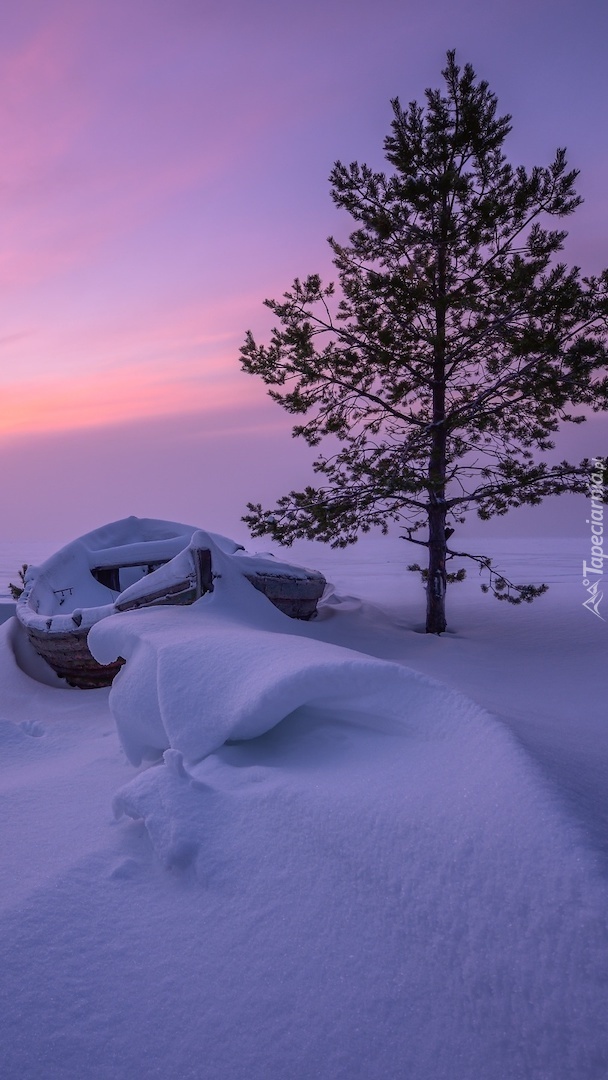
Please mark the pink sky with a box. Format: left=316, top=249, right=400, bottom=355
left=1, top=0, right=606, bottom=543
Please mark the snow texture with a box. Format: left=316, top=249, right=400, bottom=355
left=1, top=536, right=607, bottom=1080
left=90, top=540, right=476, bottom=765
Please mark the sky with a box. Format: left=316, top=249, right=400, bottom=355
left=1, top=0, right=606, bottom=545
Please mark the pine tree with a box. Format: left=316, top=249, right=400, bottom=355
left=240, top=52, right=608, bottom=633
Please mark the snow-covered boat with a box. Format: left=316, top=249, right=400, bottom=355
left=16, top=518, right=326, bottom=688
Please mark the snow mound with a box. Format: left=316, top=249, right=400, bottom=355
left=2, top=537, right=608, bottom=1079
left=106, top=690, right=608, bottom=1080
left=90, top=541, right=484, bottom=766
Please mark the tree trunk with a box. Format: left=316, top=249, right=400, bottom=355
left=426, top=197, right=448, bottom=634
left=426, top=498, right=447, bottom=633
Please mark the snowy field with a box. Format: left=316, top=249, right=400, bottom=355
left=0, top=534, right=607, bottom=1079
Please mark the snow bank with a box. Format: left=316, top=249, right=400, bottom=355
left=2, top=538, right=608, bottom=1080
left=90, top=540, right=482, bottom=766
left=96, top=568, right=608, bottom=1079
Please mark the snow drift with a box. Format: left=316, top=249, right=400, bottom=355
left=2, top=536, right=608, bottom=1080
left=89, top=540, right=484, bottom=766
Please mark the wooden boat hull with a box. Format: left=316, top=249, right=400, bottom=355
left=23, top=571, right=204, bottom=689
left=245, top=572, right=324, bottom=619
left=25, top=624, right=125, bottom=689
left=20, top=549, right=326, bottom=688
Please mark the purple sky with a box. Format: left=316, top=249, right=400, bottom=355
left=1, top=0, right=606, bottom=544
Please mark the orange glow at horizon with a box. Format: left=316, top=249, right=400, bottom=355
left=0, top=289, right=276, bottom=440
left=0, top=360, right=262, bottom=440
left=1, top=0, right=605, bottom=549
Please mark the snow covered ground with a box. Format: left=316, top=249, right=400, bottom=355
left=0, top=534, right=606, bottom=1079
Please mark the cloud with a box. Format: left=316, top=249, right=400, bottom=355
left=0, top=0, right=327, bottom=292
left=0, top=353, right=262, bottom=439
left=1, top=0, right=605, bottom=550
left=0, top=284, right=279, bottom=437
